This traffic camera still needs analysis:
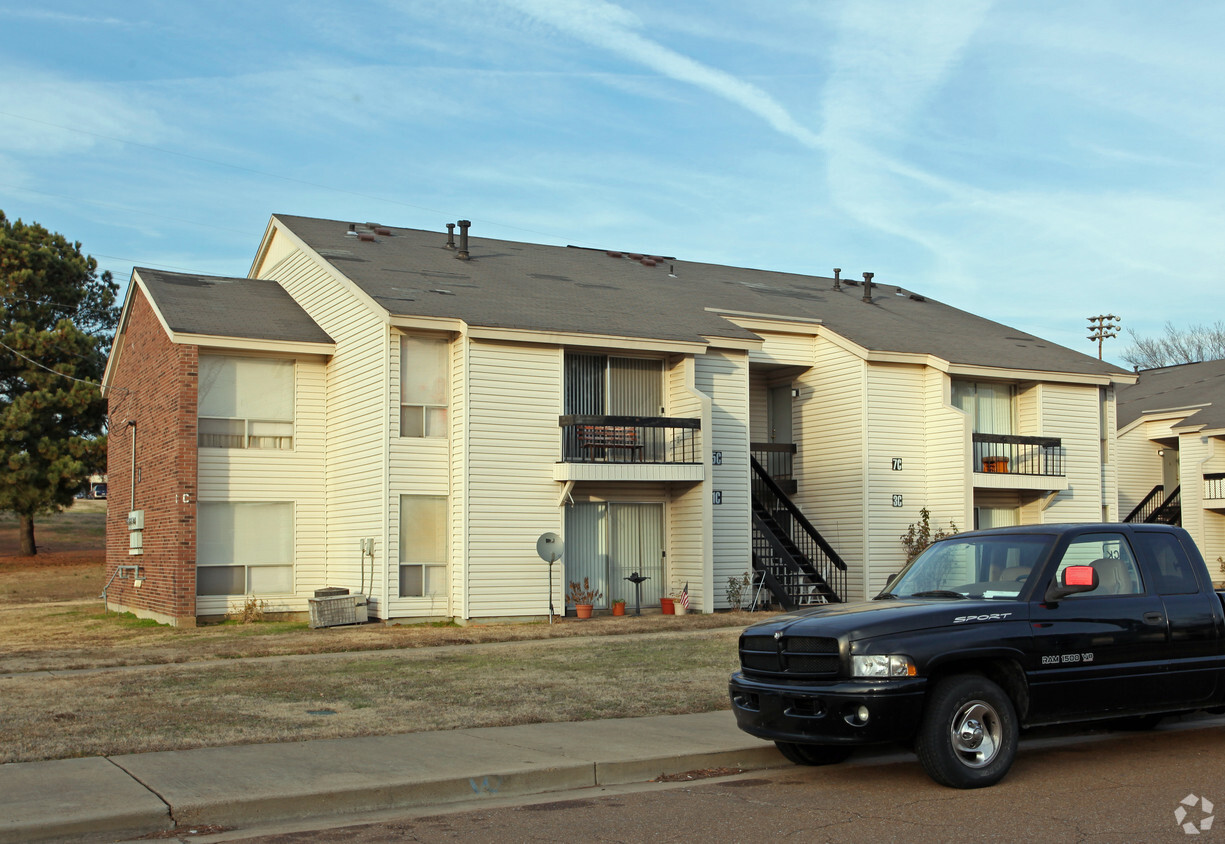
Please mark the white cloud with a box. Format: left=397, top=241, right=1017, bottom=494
left=494, top=0, right=825, bottom=150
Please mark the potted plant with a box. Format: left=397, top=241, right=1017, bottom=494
left=611, top=598, right=626, bottom=616
left=671, top=587, right=689, bottom=615
left=566, top=578, right=602, bottom=619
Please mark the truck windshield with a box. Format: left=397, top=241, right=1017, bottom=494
left=884, top=534, right=1055, bottom=600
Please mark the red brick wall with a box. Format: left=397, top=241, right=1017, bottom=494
left=105, top=287, right=199, bottom=626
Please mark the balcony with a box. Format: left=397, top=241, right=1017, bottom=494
left=972, top=433, right=1068, bottom=492
left=554, top=415, right=704, bottom=482
left=1205, top=473, right=1225, bottom=510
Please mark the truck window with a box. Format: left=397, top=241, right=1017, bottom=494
left=1132, top=532, right=1200, bottom=595
left=1054, top=532, right=1143, bottom=597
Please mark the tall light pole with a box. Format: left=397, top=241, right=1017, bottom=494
left=1087, top=314, right=1120, bottom=360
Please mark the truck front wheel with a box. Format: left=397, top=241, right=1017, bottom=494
left=774, top=742, right=853, bottom=766
left=915, top=674, right=1018, bottom=788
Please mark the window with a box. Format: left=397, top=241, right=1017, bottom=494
left=952, top=380, right=1015, bottom=435
left=198, top=356, right=294, bottom=449
left=564, top=353, right=664, bottom=416
left=196, top=502, right=293, bottom=596
left=400, top=495, right=447, bottom=597
left=1133, top=532, right=1200, bottom=595
left=400, top=336, right=448, bottom=437
left=1055, top=532, right=1143, bottom=597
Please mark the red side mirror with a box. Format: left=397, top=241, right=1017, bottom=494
left=1044, top=564, right=1099, bottom=602
left=1063, top=565, right=1095, bottom=587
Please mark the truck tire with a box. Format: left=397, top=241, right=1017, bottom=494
left=915, top=674, right=1018, bottom=788
left=774, top=742, right=853, bottom=766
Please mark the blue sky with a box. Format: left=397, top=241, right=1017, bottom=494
left=2, top=1, right=1221, bottom=367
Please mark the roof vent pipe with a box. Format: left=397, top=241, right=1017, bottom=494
left=862, top=272, right=874, bottom=303
left=456, top=220, right=470, bottom=260
left=833, top=268, right=841, bottom=290
left=445, top=223, right=456, bottom=250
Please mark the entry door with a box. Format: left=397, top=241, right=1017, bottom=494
left=767, top=386, right=793, bottom=444
left=565, top=503, right=663, bottom=609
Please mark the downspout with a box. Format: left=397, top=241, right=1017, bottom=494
left=128, top=420, right=137, bottom=512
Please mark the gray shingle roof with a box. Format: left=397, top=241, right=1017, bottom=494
left=1117, top=358, right=1225, bottom=431
left=136, top=269, right=333, bottom=345
left=274, top=215, right=1127, bottom=377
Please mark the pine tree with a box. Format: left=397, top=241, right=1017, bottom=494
left=0, top=211, right=118, bottom=555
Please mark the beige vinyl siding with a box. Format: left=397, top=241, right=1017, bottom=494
left=667, top=355, right=710, bottom=610
left=1116, top=421, right=1164, bottom=517
left=1178, top=432, right=1208, bottom=548
left=796, top=338, right=866, bottom=599
left=1099, top=387, right=1118, bottom=518
left=255, top=245, right=391, bottom=614
left=1201, top=437, right=1225, bottom=565
left=864, top=363, right=929, bottom=596
left=923, top=367, right=971, bottom=536
left=695, top=350, right=751, bottom=605
left=465, top=340, right=562, bottom=618
left=1035, top=383, right=1105, bottom=523
left=387, top=331, right=454, bottom=619
left=748, top=376, right=769, bottom=442
left=196, top=358, right=327, bottom=615
left=450, top=333, right=468, bottom=616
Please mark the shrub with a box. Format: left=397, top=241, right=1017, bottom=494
left=900, top=508, right=959, bottom=563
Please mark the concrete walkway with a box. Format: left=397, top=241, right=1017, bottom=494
left=0, top=711, right=785, bottom=843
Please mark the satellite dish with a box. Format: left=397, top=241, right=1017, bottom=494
left=536, top=532, right=563, bottom=562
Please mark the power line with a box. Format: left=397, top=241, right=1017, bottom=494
left=0, top=338, right=102, bottom=390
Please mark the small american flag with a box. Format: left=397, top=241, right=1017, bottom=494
left=680, top=582, right=689, bottom=610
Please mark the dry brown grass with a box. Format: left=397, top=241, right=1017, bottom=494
left=0, top=503, right=770, bottom=764
left=0, top=625, right=749, bottom=764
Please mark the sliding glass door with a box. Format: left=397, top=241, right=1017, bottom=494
left=564, top=502, right=663, bottom=608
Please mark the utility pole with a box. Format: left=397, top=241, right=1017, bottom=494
left=1087, top=314, right=1120, bottom=360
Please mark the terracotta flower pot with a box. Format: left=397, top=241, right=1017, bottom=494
left=612, top=602, right=626, bottom=616
left=576, top=604, right=594, bottom=619
left=660, top=597, right=675, bottom=615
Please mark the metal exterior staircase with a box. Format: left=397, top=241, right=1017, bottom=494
left=1124, top=484, right=1182, bottom=526
left=750, top=456, right=846, bottom=610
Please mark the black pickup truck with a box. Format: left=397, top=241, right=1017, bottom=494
left=729, top=523, right=1225, bottom=788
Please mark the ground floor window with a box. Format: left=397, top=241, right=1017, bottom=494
left=400, top=495, right=448, bottom=597
left=564, top=502, right=663, bottom=609
left=196, top=502, right=293, bottom=595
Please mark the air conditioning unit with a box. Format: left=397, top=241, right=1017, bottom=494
left=308, top=593, right=368, bottom=628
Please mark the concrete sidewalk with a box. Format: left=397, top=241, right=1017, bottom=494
left=0, top=711, right=785, bottom=843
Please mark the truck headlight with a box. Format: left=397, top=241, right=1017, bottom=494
left=851, top=655, right=916, bottom=678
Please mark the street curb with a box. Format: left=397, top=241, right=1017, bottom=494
left=0, top=757, right=171, bottom=844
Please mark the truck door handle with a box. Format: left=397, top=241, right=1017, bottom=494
left=1143, top=612, right=1164, bottom=625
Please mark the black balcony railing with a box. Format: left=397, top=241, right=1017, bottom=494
left=1205, top=473, right=1225, bottom=501
left=972, top=433, right=1063, bottom=476
left=559, top=415, right=700, bottom=464
left=751, top=442, right=797, bottom=494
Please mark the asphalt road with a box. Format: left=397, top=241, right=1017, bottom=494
left=192, top=717, right=1225, bottom=844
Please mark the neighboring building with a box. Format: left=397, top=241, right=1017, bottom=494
left=1116, top=358, right=1225, bottom=571
left=103, top=215, right=1135, bottom=626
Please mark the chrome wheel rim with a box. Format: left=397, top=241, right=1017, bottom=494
left=950, top=700, right=1001, bottom=768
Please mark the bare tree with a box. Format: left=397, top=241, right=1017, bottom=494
left=1121, top=321, right=1225, bottom=370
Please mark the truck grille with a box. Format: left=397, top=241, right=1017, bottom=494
left=739, top=633, right=841, bottom=677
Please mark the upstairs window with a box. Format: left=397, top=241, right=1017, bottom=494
left=952, top=380, right=1015, bottom=435
left=198, top=356, right=294, bottom=449
left=564, top=353, right=663, bottom=416
left=400, top=336, right=448, bottom=437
